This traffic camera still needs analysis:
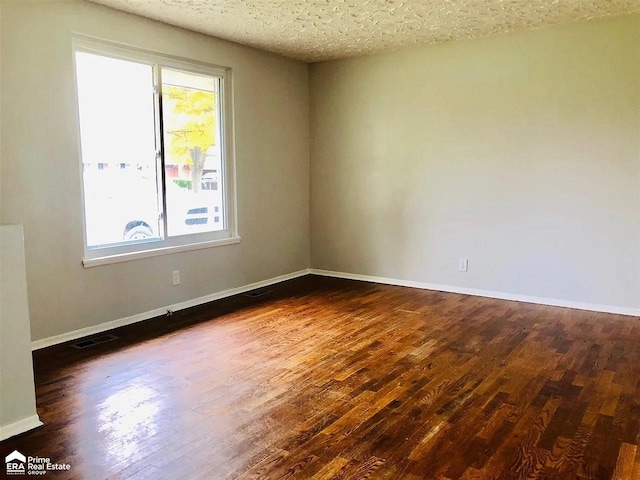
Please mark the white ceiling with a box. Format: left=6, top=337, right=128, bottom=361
left=90, top=0, right=640, bottom=62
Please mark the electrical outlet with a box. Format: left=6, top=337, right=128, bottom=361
left=458, top=258, right=468, bottom=272
left=172, top=270, right=180, bottom=285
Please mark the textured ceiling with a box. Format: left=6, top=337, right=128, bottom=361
left=90, top=0, right=640, bottom=62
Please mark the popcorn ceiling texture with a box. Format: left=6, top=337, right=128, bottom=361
left=91, top=0, right=640, bottom=62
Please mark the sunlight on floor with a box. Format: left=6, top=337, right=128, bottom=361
left=97, top=382, right=163, bottom=464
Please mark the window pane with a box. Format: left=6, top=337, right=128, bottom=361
left=75, top=52, right=161, bottom=248
left=161, top=68, right=224, bottom=237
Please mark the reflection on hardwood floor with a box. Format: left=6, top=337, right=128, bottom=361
left=2, top=275, right=640, bottom=479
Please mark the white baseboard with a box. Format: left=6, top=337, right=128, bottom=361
left=309, top=269, right=640, bottom=317
left=32, top=269, right=311, bottom=350
left=0, top=414, right=43, bottom=441
left=31, top=267, right=639, bottom=350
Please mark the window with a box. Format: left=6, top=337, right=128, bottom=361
left=73, top=39, right=237, bottom=267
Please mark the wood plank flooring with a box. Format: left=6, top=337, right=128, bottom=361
left=2, top=275, right=640, bottom=479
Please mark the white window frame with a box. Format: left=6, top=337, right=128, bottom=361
left=72, top=36, right=239, bottom=268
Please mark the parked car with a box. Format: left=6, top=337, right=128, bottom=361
left=201, top=171, right=219, bottom=191
left=83, top=169, right=222, bottom=248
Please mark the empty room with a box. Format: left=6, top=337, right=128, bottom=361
left=1, top=0, right=639, bottom=478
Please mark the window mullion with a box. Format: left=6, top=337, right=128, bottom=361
left=153, top=64, right=169, bottom=239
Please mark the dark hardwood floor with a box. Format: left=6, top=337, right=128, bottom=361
left=2, top=275, right=640, bottom=479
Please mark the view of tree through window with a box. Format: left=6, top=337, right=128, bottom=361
left=161, top=68, right=224, bottom=237
left=75, top=50, right=226, bottom=253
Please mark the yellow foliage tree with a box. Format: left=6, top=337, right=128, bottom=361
left=163, top=85, right=216, bottom=192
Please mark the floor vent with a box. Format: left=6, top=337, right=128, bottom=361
left=70, top=334, right=119, bottom=349
left=243, top=289, right=274, bottom=298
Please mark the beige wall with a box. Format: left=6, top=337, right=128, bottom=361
left=310, top=15, right=640, bottom=309
left=0, top=0, right=310, bottom=341
left=0, top=226, right=40, bottom=439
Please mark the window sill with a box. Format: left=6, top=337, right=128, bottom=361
left=82, top=236, right=241, bottom=268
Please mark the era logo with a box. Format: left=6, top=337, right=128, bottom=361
left=5, top=450, right=26, bottom=475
